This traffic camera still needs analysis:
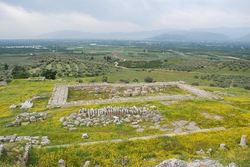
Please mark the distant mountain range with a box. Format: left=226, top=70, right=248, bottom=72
left=149, top=32, right=229, bottom=42
left=239, top=34, right=250, bottom=42
left=39, top=28, right=250, bottom=42
left=40, top=30, right=159, bottom=40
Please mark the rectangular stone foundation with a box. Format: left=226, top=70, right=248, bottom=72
left=48, top=81, right=217, bottom=108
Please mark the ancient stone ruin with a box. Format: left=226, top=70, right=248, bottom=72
left=6, top=112, right=48, bottom=127
left=0, top=142, right=31, bottom=166
left=155, top=158, right=235, bottom=167
left=0, top=134, right=50, bottom=165
left=239, top=135, right=248, bottom=148
left=22, top=142, right=31, bottom=165
left=10, top=96, right=46, bottom=110
left=0, top=134, right=50, bottom=146
left=60, top=106, right=162, bottom=131
left=0, top=144, right=4, bottom=158
left=10, top=100, right=33, bottom=110
left=48, top=81, right=217, bottom=108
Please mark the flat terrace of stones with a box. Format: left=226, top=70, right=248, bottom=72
left=48, top=81, right=217, bottom=108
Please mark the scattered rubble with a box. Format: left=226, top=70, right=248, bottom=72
left=60, top=106, right=162, bottom=131
left=41, top=136, right=50, bottom=145
left=6, top=112, right=48, bottom=127
left=0, top=135, right=50, bottom=146
left=196, top=148, right=214, bottom=156
left=155, top=158, right=231, bottom=167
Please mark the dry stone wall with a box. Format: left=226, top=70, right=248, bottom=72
left=0, top=135, right=50, bottom=146
left=6, top=112, right=48, bottom=127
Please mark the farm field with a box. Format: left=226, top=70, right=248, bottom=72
left=0, top=40, right=250, bottom=167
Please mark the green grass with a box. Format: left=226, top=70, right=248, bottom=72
left=1, top=42, right=250, bottom=166
left=1, top=80, right=250, bottom=166
left=87, top=68, right=203, bottom=84
left=28, top=127, right=250, bottom=167
left=0, top=80, right=55, bottom=118
left=1, top=82, right=250, bottom=146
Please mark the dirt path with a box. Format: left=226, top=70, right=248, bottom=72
left=42, top=127, right=225, bottom=149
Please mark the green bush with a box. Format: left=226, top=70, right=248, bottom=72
left=41, top=69, right=57, bottom=80
left=102, top=76, right=108, bottom=82
left=144, top=76, right=153, bottom=83
left=191, top=82, right=199, bottom=86
left=11, top=66, right=30, bottom=79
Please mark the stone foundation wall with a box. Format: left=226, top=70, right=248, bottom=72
left=48, top=81, right=217, bottom=108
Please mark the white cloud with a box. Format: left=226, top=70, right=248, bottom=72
left=0, top=2, right=142, bottom=38
left=153, top=6, right=250, bottom=29
left=0, top=0, right=250, bottom=38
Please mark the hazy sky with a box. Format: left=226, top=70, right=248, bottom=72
left=0, top=0, right=250, bottom=38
